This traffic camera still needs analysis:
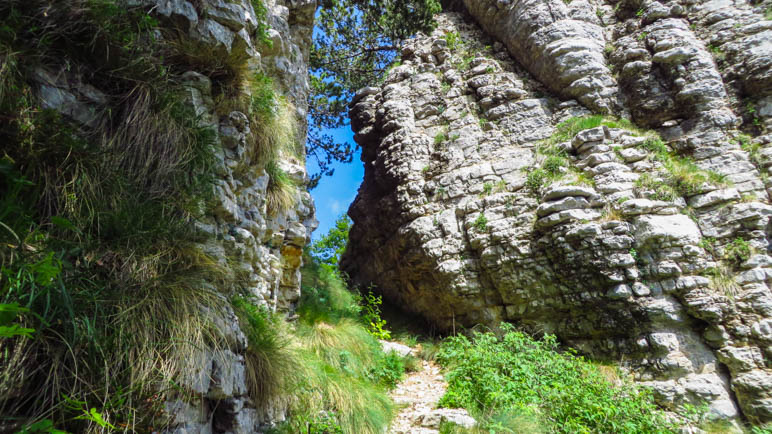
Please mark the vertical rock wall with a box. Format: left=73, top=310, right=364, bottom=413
left=159, top=0, right=318, bottom=431
left=33, top=0, right=316, bottom=431
left=343, top=4, right=772, bottom=424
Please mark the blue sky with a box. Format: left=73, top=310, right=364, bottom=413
left=307, top=125, right=363, bottom=240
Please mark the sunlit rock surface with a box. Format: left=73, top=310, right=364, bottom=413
left=342, top=8, right=772, bottom=424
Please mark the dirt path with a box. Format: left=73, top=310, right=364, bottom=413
left=385, top=345, right=475, bottom=433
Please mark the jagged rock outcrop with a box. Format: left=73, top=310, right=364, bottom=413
left=343, top=7, right=772, bottom=425
left=32, top=0, right=317, bottom=431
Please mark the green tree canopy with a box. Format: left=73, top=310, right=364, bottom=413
left=307, top=0, right=442, bottom=187
left=309, top=214, right=352, bottom=269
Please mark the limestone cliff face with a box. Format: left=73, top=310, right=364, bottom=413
left=32, top=0, right=316, bottom=431
left=342, top=4, right=772, bottom=424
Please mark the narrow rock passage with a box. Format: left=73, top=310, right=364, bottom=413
left=387, top=347, right=475, bottom=433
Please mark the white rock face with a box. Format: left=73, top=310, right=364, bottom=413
left=342, top=10, right=772, bottom=425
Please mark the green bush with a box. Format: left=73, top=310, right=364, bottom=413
left=444, top=31, right=462, bottom=51
left=473, top=213, right=488, bottom=232
left=724, top=237, right=752, bottom=267
left=525, top=169, right=549, bottom=196
left=369, top=350, right=406, bottom=388
left=436, top=324, right=675, bottom=433
left=362, top=290, right=391, bottom=340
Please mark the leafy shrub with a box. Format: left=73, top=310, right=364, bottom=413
left=444, top=31, right=462, bottom=51
left=363, top=290, right=391, bottom=340
left=473, top=213, right=488, bottom=232
left=525, top=169, right=548, bottom=196
left=724, top=237, right=752, bottom=267
left=436, top=324, right=675, bottom=433
left=369, top=350, right=406, bottom=388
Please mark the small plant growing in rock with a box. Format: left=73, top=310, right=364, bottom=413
left=746, top=102, right=762, bottom=127
left=473, top=213, right=488, bottom=231
left=724, top=237, right=752, bottom=267
left=703, top=265, right=740, bottom=299
left=634, top=137, right=730, bottom=198
left=495, top=179, right=507, bottom=192
left=637, top=137, right=670, bottom=158
left=636, top=7, right=644, bottom=17
left=698, top=237, right=717, bottom=255
left=434, top=131, right=447, bottom=146
left=482, top=182, right=493, bottom=195
left=543, top=155, right=568, bottom=176
left=638, top=31, right=647, bottom=41
left=436, top=186, right=447, bottom=197
left=634, top=173, right=679, bottom=202
left=682, top=205, right=699, bottom=222
left=707, top=44, right=726, bottom=62
left=600, top=204, right=623, bottom=222
left=525, top=169, right=548, bottom=196
left=444, top=31, right=462, bottom=52
left=459, top=53, right=475, bottom=70
left=569, top=170, right=596, bottom=187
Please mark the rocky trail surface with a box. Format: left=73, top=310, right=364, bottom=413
left=383, top=342, right=476, bottom=433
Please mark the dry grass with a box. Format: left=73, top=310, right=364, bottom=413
left=705, top=264, right=741, bottom=300
left=599, top=204, right=624, bottom=222
left=265, top=160, right=298, bottom=215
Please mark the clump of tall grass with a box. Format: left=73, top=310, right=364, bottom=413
left=632, top=137, right=730, bottom=200
left=543, top=115, right=650, bottom=146
left=233, top=297, right=299, bottom=406
left=270, top=253, right=399, bottom=434
left=0, top=1, right=235, bottom=431
left=265, top=160, right=298, bottom=214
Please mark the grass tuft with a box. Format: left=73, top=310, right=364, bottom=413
left=265, top=160, right=298, bottom=214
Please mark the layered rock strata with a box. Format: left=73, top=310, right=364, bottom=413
left=343, top=10, right=772, bottom=424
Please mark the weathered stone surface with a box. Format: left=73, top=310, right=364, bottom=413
left=343, top=11, right=772, bottom=425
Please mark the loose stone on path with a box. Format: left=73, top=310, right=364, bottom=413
left=384, top=343, right=476, bottom=433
